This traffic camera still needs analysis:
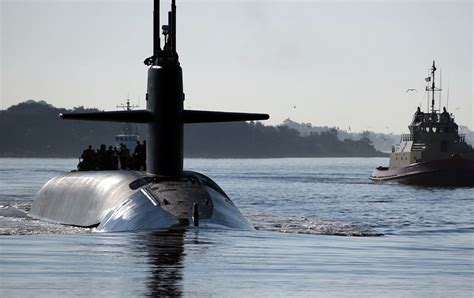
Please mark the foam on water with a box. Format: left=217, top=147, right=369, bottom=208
left=0, top=203, right=90, bottom=236
left=252, top=214, right=382, bottom=236
left=0, top=202, right=380, bottom=237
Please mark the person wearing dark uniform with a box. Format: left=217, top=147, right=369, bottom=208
left=78, top=145, right=97, bottom=171
left=97, top=144, right=108, bottom=171
left=119, top=144, right=131, bottom=170
left=413, top=107, right=424, bottom=123
left=133, top=141, right=142, bottom=170
left=105, top=146, right=115, bottom=170
left=140, top=140, right=147, bottom=170
left=440, top=107, right=451, bottom=123
left=112, top=147, right=120, bottom=170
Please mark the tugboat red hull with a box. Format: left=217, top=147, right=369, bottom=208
left=370, top=159, right=474, bottom=187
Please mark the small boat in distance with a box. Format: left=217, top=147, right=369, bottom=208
left=370, top=61, right=474, bottom=186
left=114, top=97, right=140, bottom=150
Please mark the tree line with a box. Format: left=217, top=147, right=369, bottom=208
left=0, top=100, right=386, bottom=158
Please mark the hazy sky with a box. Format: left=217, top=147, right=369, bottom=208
left=1, top=0, right=472, bottom=133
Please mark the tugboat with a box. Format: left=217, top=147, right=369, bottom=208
left=370, top=61, right=474, bottom=186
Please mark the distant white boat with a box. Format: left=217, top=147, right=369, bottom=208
left=115, top=98, right=140, bottom=151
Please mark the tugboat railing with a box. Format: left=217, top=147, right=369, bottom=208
left=401, top=133, right=413, bottom=142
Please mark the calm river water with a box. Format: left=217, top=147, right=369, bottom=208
left=0, top=158, right=473, bottom=297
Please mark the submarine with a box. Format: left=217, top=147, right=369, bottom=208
left=31, top=0, right=269, bottom=232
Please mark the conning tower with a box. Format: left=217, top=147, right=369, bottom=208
left=61, top=0, right=269, bottom=177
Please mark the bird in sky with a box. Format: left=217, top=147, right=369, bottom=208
left=406, top=88, right=417, bottom=93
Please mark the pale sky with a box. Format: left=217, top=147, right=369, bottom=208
left=1, top=0, right=472, bottom=133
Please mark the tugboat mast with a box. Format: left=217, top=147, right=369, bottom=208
left=426, top=60, right=442, bottom=113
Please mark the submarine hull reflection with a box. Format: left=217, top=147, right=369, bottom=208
left=31, top=171, right=254, bottom=232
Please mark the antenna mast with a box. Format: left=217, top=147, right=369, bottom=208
left=117, top=97, right=139, bottom=135
left=171, top=0, right=176, bottom=51
left=439, top=69, right=442, bottom=111
left=425, top=60, right=442, bottom=113
left=117, top=97, right=139, bottom=111
left=447, top=88, right=450, bottom=111
left=153, top=0, right=161, bottom=58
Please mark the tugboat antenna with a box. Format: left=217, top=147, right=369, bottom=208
left=425, top=60, right=442, bottom=113
left=431, top=61, right=436, bottom=112
left=439, top=68, right=442, bottom=112
left=446, top=87, right=450, bottom=111
left=426, top=69, right=430, bottom=112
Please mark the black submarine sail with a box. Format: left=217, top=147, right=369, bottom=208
left=31, top=0, right=269, bottom=231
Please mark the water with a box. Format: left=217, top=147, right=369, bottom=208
left=0, top=158, right=473, bottom=296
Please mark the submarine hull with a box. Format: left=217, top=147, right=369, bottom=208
left=31, top=171, right=254, bottom=232
left=370, top=158, right=474, bottom=187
